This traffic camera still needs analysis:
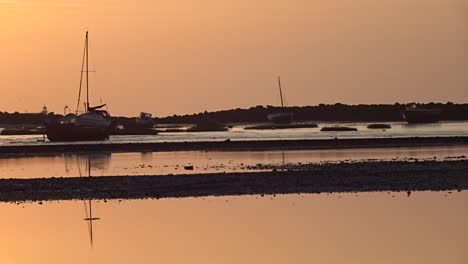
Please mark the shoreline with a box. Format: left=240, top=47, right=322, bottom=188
left=0, top=136, right=467, bottom=155
left=1, top=159, right=467, bottom=202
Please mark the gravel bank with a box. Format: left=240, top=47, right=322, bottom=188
left=1, top=159, right=467, bottom=202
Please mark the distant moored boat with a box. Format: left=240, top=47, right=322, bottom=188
left=402, top=105, right=441, bottom=124
left=135, top=112, right=155, bottom=128
left=266, top=112, right=294, bottom=124
left=267, top=76, right=294, bottom=124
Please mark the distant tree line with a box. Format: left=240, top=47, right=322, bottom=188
left=0, top=102, right=466, bottom=125
left=154, top=102, right=468, bottom=124
left=0, top=112, right=46, bottom=125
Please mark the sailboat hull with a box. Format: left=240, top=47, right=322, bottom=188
left=402, top=109, right=441, bottom=124
left=45, top=123, right=109, bottom=142
left=267, top=112, right=294, bottom=124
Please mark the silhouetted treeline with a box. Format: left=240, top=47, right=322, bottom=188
left=154, top=102, right=468, bottom=124
left=0, top=112, right=46, bottom=125
left=0, top=103, right=466, bottom=125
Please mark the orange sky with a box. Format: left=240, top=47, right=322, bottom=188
left=1, top=0, right=467, bottom=116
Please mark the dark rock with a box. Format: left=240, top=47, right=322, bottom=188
left=321, top=126, right=357, bottom=132
left=367, top=124, right=392, bottom=129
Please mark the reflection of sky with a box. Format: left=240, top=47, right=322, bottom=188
left=0, top=192, right=466, bottom=263
left=1, top=146, right=467, bottom=179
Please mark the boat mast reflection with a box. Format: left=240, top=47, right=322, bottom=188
left=281, top=151, right=286, bottom=171
left=83, top=199, right=100, bottom=247
left=77, top=156, right=102, bottom=248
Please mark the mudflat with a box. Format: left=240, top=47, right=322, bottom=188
left=1, top=159, right=466, bottom=202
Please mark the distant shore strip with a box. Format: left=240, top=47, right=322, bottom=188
left=1, top=136, right=468, bottom=155
left=0, top=160, right=467, bottom=202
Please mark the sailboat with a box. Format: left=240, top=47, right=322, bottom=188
left=267, top=76, right=294, bottom=124
left=45, top=32, right=112, bottom=141
left=401, top=104, right=441, bottom=124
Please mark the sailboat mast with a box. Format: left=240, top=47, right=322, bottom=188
left=86, top=31, right=89, bottom=112
left=76, top=43, right=85, bottom=114
left=278, top=76, right=284, bottom=108
left=89, top=199, right=94, bottom=246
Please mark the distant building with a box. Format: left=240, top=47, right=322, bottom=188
left=41, top=105, right=48, bottom=115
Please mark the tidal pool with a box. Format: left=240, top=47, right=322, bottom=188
left=0, top=146, right=467, bottom=178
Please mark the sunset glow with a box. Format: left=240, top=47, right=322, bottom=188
left=2, top=0, right=467, bottom=116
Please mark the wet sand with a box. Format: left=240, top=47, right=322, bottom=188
left=1, top=159, right=467, bottom=202
left=1, top=136, right=467, bottom=155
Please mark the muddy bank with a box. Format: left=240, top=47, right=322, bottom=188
left=1, top=136, right=468, bottom=155
left=0, top=160, right=467, bottom=202
left=244, top=123, right=318, bottom=130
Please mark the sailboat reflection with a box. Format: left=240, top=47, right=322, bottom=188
left=83, top=196, right=100, bottom=247
left=281, top=151, right=286, bottom=171
left=63, top=152, right=111, bottom=176
left=73, top=154, right=109, bottom=248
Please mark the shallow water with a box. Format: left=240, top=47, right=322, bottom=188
left=0, top=192, right=466, bottom=264
left=1, top=121, right=468, bottom=146
left=1, top=146, right=467, bottom=178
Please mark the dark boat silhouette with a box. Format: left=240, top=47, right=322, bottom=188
left=46, top=123, right=109, bottom=141
left=402, top=105, right=441, bottom=124
left=267, top=112, right=294, bottom=124
left=135, top=112, right=155, bottom=128
left=45, top=32, right=111, bottom=141
left=267, top=76, right=293, bottom=124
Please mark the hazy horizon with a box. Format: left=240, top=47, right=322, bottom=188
left=0, top=101, right=465, bottom=118
left=2, top=0, right=467, bottom=116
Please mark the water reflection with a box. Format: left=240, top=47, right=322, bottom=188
left=77, top=156, right=104, bottom=248
left=83, top=199, right=100, bottom=248
left=140, top=151, right=153, bottom=163
left=3, top=121, right=468, bottom=146
left=0, top=192, right=466, bottom=264
left=66, top=152, right=111, bottom=173
left=281, top=151, right=286, bottom=171
left=1, top=147, right=468, bottom=179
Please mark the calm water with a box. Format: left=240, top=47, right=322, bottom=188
left=1, top=121, right=468, bottom=146
left=1, top=146, right=467, bottom=178
left=0, top=192, right=466, bottom=264
left=1, top=125, right=467, bottom=263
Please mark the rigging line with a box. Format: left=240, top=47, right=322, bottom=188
left=76, top=34, right=87, bottom=114
left=86, top=31, right=89, bottom=111
left=88, top=38, right=99, bottom=97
